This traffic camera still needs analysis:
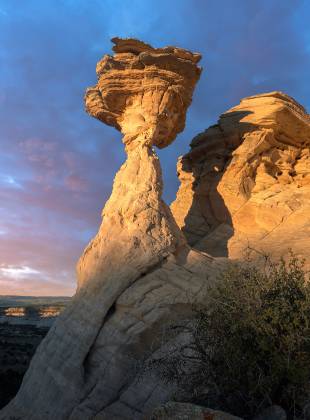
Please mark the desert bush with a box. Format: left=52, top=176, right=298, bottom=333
left=146, top=253, right=310, bottom=418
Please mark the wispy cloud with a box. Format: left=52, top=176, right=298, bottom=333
left=0, top=8, right=8, bottom=17
left=0, top=265, right=41, bottom=279
left=0, top=174, right=22, bottom=189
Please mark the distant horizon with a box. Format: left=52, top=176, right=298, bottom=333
left=1, top=0, right=309, bottom=295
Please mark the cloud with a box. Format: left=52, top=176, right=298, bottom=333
left=0, top=174, right=22, bottom=189
left=0, top=265, right=41, bottom=280
left=64, top=174, right=88, bottom=192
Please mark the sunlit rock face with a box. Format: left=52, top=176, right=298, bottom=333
left=77, top=38, right=201, bottom=291
left=171, top=92, right=310, bottom=264
left=0, top=39, right=207, bottom=420
left=85, top=37, right=201, bottom=149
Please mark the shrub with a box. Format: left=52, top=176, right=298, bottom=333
left=147, top=253, right=310, bottom=418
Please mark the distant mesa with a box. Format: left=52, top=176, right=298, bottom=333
left=0, top=298, right=70, bottom=327
left=39, top=307, right=61, bottom=318
left=4, top=307, right=25, bottom=317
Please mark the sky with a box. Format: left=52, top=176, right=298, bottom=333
left=0, top=0, right=309, bottom=296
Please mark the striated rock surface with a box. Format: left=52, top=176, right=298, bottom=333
left=85, top=37, right=201, bottom=150
left=0, top=38, right=209, bottom=420
left=171, top=92, right=310, bottom=264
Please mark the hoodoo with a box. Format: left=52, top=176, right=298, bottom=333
left=0, top=39, right=207, bottom=420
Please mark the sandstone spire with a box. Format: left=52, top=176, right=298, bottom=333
left=0, top=38, right=202, bottom=420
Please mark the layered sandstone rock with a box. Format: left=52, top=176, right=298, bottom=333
left=171, top=92, right=310, bottom=264
left=85, top=37, right=201, bottom=150
left=0, top=39, right=208, bottom=420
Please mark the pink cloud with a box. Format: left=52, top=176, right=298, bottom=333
left=64, top=174, right=88, bottom=192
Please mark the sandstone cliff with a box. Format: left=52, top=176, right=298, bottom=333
left=171, top=92, right=310, bottom=263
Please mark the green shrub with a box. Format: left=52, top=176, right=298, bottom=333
left=147, top=253, right=310, bottom=418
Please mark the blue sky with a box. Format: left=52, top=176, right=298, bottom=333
left=0, top=0, right=309, bottom=295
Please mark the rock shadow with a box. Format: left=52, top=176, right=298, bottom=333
left=180, top=110, right=255, bottom=257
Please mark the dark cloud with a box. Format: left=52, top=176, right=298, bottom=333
left=0, top=0, right=309, bottom=294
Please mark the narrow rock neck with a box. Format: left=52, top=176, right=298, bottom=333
left=2, top=142, right=187, bottom=420
left=77, top=142, right=186, bottom=290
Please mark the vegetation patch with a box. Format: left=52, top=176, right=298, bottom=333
left=146, top=253, right=310, bottom=419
